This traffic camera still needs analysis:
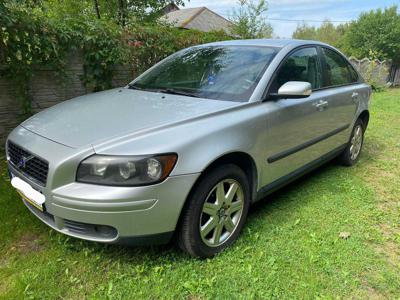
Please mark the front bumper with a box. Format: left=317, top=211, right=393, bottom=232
left=6, top=127, right=200, bottom=245
left=15, top=172, right=199, bottom=245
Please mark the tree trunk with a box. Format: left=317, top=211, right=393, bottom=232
left=93, top=0, right=101, bottom=19
left=118, top=0, right=127, bottom=27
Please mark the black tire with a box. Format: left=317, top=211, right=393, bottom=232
left=338, top=118, right=365, bottom=166
left=177, top=164, right=250, bottom=258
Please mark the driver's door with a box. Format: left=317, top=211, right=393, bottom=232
left=261, top=47, right=334, bottom=185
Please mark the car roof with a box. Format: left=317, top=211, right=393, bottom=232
left=203, top=38, right=329, bottom=48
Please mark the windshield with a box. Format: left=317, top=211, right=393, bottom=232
left=130, top=46, right=280, bottom=102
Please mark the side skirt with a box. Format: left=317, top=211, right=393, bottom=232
left=255, top=144, right=346, bottom=202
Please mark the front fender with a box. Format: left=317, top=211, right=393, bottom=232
left=93, top=102, right=268, bottom=184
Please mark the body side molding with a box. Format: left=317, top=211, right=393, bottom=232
left=257, top=144, right=346, bottom=202
left=267, top=124, right=349, bottom=163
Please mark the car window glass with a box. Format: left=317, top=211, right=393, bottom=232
left=322, top=48, right=357, bottom=86
left=132, top=46, right=279, bottom=102
left=270, top=47, right=321, bottom=93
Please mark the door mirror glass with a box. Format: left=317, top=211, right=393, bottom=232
left=275, top=81, right=312, bottom=99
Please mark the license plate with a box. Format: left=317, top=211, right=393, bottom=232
left=11, top=177, right=46, bottom=212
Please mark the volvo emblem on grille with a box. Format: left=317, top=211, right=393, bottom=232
left=17, top=155, right=34, bottom=169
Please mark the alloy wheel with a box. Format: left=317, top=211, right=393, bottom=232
left=199, top=179, right=244, bottom=247
left=350, top=124, right=363, bottom=160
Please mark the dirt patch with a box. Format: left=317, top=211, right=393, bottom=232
left=376, top=224, right=400, bottom=268
left=9, top=232, right=45, bottom=255
left=351, top=278, right=388, bottom=300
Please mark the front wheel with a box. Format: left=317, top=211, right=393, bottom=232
left=338, top=119, right=365, bottom=166
left=177, top=164, right=250, bottom=258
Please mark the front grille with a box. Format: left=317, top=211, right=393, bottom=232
left=7, top=141, right=49, bottom=186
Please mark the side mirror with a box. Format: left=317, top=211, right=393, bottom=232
left=268, top=81, right=312, bottom=100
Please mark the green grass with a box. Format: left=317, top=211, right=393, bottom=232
left=1, top=89, right=399, bottom=299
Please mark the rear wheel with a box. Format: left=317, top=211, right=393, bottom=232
left=338, top=119, right=365, bottom=166
left=177, top=164, right=250, bottom=258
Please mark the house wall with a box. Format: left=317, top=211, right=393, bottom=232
left=0, top=52, right=133, bottom=148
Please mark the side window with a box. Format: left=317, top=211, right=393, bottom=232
left=322, top=48, right=358, bottom=87
left=270, top=47, right=322, bottom=93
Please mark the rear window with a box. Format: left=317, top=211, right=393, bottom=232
left=322, top=48, right=359, bottom=87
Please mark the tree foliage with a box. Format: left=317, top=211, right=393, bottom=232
left=292, top=6, right=400, bottom=66
left=292, top=21, right=348, bottom=49
left=229, top=0, right=273, bottom=39
left=342, top=6, right=400, bottom=65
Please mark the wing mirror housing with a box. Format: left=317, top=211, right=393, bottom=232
left=267, top=81, right=312, bottom=100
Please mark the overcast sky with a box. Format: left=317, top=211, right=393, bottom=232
left=183, top=0, right=399, bottom=38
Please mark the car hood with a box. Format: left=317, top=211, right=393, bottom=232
left=21, top=88, right=240, bottom=148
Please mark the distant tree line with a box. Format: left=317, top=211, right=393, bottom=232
left=292, top=6, right=400, bottom=66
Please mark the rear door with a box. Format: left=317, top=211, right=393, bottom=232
left=317, top=47, right=362, bottom=146
left=261, top=46, right=335, bottom=185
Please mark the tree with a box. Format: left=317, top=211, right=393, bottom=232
left=292, top=21, right=347, bottom=49
left=106, top=0, right=185, bottom=25
left=230, top=0, right=273, bottom=39
left=342, top=6, right=400, bottom=65
left=292, top=23, right=317, bottom=40
left=38, top=0, right=185, bottom=26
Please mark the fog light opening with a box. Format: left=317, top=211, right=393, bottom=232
left=94, top=225, right=116, bottom=237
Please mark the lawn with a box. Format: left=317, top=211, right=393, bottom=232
left=0, top=89, right=399, bottom=299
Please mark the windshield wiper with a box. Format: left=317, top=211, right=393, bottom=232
left=128, top=84, right=144, bottom=90
left=155, top=88, right=200, bottom=98
left=129, top=85, right=200, bottom=98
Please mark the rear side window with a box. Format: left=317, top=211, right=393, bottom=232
left=321, top=48, right=359, bottom=87
left=270, top=47, right=322, bottom=93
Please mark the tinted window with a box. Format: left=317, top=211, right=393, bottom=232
left=131, top=46, right=279, bottom=102
left=270, top=47, right=322, bottom=93
left=322, top=48, right=358, bottom=86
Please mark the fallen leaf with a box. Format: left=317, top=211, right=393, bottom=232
left=339, top=232, right=351, bottom=239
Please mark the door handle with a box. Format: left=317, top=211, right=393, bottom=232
left=313, top=100, right=328, bottom=111
left=352, top=92, right=359, bottom=103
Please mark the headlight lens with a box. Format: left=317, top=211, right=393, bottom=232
left=76, top=154, right=177, bottom=186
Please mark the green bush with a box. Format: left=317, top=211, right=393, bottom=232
left=127, top=25, right=232, bottom=74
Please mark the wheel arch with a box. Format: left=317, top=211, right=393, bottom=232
left=358, top=110, right=370, bottom=129
left=174, top=151, right=258, bottom=234
left=199, top=151, right=258, bottom=203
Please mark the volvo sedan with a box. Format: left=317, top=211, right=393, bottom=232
left=6, top=39, right=371, bottom=258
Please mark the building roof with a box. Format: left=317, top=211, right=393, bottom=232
left=161, top=7, right=233, bottom=33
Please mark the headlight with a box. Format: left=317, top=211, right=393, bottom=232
left=76, top=154, right=177, bottom=186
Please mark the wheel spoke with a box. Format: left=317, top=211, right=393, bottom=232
left=201, top=217, right=218, bottom=238
left=356, top=127, right=361, bottom=138
left=350, top=144, right=354, bottom=155
left=202, top=202, right=219, bottom=216
left=213, top=222, right=224, bottom=244
left=215, top=182, right=225, bottom=207
left=225, top=182, right=239, bottom=205
left=224, top=217, right=235, bottom=232
left=229, top=201, right=242, bottom=214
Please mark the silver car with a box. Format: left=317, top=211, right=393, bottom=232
left=6, top=39, right=370, bottom=258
